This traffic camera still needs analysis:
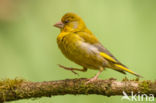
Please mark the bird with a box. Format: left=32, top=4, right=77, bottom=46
left=54, top=13, right=142, bottom=83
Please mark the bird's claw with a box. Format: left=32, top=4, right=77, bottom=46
left=58, top=64, right=79, bottom=75
left=85, top=77, right=98, bottom=84
left=70, top=70, right=79, bottom=75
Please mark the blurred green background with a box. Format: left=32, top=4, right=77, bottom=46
left=0, top=0, right=155, bottom=103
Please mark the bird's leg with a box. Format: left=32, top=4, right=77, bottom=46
left=58, top=64, right=87, bottom=75
left=86, top=67, right=104, bottom=84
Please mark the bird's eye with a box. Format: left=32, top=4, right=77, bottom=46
left=64, top=20, right=69, bottom=24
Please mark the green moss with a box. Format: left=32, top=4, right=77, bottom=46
left=134, top=77, right=139, bottom=81
left=0, top=78, right=26, bottom=101
left=122, top=77, right=129, bottom=81
left=139, top=80, right=151, bottom=93
left=79, top=83, right=93, bottom=94
left=122, top=77, right=139, bottom=82
left=0, top=78, right=25, bottom=91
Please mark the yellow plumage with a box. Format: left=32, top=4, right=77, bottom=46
left=54, top=13, right=142, bottom=82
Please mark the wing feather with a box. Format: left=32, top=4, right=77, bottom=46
left=77, top=31, right=122, bottom=64
left=93, top=43, right=122, bottom=64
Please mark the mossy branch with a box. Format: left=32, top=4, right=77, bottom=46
left=0, top=78, right=155, bottom=102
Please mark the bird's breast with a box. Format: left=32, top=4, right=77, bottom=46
left=57, top=33, right=81, bottom=59
left=57, top=33, right=106, bottom=69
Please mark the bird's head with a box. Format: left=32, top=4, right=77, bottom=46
left=54, top=13, right=86, bottom=32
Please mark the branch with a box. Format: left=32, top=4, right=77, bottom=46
left=0, top=78, right=155, bottom=102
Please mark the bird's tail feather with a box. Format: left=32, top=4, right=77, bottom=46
left=114, top=64, right=143, bottom=78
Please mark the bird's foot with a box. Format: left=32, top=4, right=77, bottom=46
left=85, top=76, right=98, bottom=84
left=58, top=64, right=79, bottom=75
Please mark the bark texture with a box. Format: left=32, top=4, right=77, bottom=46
left=0, top=78, right=155, bottom=102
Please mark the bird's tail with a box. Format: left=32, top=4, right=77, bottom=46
left=114, top=64, right=143, bottom=78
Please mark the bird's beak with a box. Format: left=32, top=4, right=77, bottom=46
left=53, top=21, right=64, bottom=29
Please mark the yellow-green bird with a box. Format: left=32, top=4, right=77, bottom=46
left=54, top=13, right=142, bottom=83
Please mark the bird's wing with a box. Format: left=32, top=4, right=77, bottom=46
left=77, top=31, right=143, bottom=77
left=78, top=32, right=127, bottom=74
left=77, top=31, right=121, bottom=64
left=93, top=43, right=121, bottom=64
left=93, top=43, right=144, bottom=77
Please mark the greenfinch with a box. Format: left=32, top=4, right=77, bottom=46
left=54, top=13, right=142, bottom=83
